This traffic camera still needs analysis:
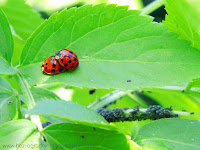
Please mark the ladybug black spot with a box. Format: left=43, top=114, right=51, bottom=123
left=73, top=63, right=75, bottom=65
left=52, top=64, right=56, bottom=68
left=63, top=55, right=66, bottom=58
left=68, top=54, right=72, bottom=58
left=68, top=60, right=72, bottom=63
left=51, top=69, right=55, bottom=73
left=59, top=64, right=62, bottom=67
left=74, top=58, right=77, bottom=61
left=46, top=63, right=48, bottom=65
left=69, top=51, right=73, bottom=54
left=58, top=68, right=63, bottom=72
left=45, top=67, right=47, bottom=69
left=64, top=64, right=68, bottom=67
left=70, top=66, right=74, bottom=69
left=61, top=59, right=64, bottom=62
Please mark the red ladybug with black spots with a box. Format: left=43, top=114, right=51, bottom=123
left=41, top=56, right=67, bottom=74
left=55, top=49, right=79, bottom=70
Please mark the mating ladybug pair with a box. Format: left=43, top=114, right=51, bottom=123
left=41, top=49, right=79, bottom=74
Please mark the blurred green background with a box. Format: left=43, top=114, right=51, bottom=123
left=25, top=0, right=166, bottom=22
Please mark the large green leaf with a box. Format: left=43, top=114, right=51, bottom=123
left=0, top=119, right=45, bottom=150
left=134, top=118, right=200, bottom=150
left=0, top=9, right=16, bottom=74
left=42, top=122, right=135, bottom=150
left=19, top=4, right=200, bottom=89
left=0, top=0, right=43, bottom=40
left=0, top=78, right=17, bottom=125
left=0, top=9, right=13, bottom=63
left=29, top=100, right=108, bottom=124
left=164, top=0, right=200, bottom=50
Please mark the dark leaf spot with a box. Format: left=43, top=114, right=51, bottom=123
left=89, top=89, right=96, bottom=94
left=81, top=136, right=85, bottom=138
left=126, top=80, right=131, bottom=82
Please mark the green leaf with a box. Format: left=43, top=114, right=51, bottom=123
left=0, top=57, right=16, bottom=74
left=42, top=122, right=134, bottom=150
left=0, top=9, right=13, bottom=63
left=0, top=0, right=43, bottom=40
left=19, top=4, right=200, bottom=89
left=0, top=78, right=17, bottom=125
left=29, top=100, right=108, bottom=124
left=164, top=0, right=200, bottom=50
left=134, top=118, right=200, bottom=150
left=31, top=87, right=60, bottom=103
left=12, top=35, right=25, bottom=67
left=0, top=119, right=44, bottom=149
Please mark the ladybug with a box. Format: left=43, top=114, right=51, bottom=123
left=55, top=49, right=79, bottom=70
left=41, top=56, right=67, bottom=74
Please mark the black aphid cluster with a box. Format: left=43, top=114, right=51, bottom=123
left=97, top=105, right=178, bottom=122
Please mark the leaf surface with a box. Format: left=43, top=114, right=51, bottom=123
left=0, top=9, right=13, bottom=63
left=134, top=118, right=200, bottom=150
left=19, top=4, right=200, bottom=89
left=0, top=78, right=17, bottom=125
left=29, top=100, right=108, bottom=124
left=0, top=119, right=42, bottom=149
left=42, top=122, right=134, bottom=150
left=164, top=0, right=200, bottom=50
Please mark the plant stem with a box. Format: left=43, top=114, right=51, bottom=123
left=88, top=90, right=131, bottom=111
left=173, top=111, right=200, bottom=120
left=17, top=72, right=42, bottom=131
left=141, top=0, right=166, bottom=15
left=185, top=82, right=193, bottom=92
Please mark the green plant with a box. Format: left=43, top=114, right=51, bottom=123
left=0, top=0, right=200, bottom=149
